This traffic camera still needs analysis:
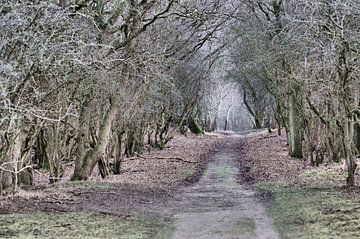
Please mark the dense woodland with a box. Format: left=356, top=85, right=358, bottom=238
left=1, top=0, right=360, bottom=194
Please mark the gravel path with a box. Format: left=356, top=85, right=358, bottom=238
left=170, top=133, right=279, bottom=239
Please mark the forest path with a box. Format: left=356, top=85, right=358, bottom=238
left=168, top=133, right=279, bottom=239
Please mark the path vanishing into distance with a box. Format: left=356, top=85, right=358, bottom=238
left=0, top=132, right=280, bottom=239
left=166, top=133, right=279, bottom=239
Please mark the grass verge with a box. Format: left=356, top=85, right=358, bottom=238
left=256, top=181, right=360, bottom=239
left=232, top=218, right=256, bottom=236
left=0, top=212, right=174, bottom=239
left=53, top=181, right=116, bottom=191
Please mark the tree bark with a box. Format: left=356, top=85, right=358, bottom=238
left=288, top=91, right=303, bottom=158
left=71, top=99, right=92, bottom=181
left=344, top=119, right=357, bottom=187
left=188, top=118, right=203, bottom=135
left=72, top=96, right=119, bottom=181
left=354, top=122, right=360, bottom=155
left=113, top=129, right=127, bottom=174
left=243, top=89, right=262, bottom=129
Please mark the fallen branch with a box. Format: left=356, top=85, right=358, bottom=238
left=257, top=135, right=280, bottom=140
left=145, top=156, right=197, bottom=164
left=123, top=153, right=197, bottom=164
left=71, top=191, right=123, bottom=197
left=121, top=169, right=146, bottom=174
left=42, top=200, right=81, bottom=205
left=0, top=164, right=36, bottom=174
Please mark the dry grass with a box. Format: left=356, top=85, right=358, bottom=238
left=239, top=132, right=360, bottom=239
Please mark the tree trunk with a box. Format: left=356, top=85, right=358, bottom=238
left=243, top=89, right=262, bottom=129
left=0, top=142, right=14, bottom=193
left=288, top=92, right=303, bottom=158
left=354, top=122, right=360, bottom=155
left=98, top=157, right=109, bottom=179
left=33, top=129, right=49, bottom=169
left=344, top=120, right=357, bottom=187
left=71, top=99, right=92, bottom=181
left=113, top=129, right=127, bottom=174
left=1, top=126, right=27, bottom=193
left=72, top=97, right=119, bottom=181
left=126, top=130, right=136, bottom=157
left=254, top=118, right=262, bottom=129
left=48, top=124, right=63, bottom=183
left=147, top=128, right=153, bottom=145
left=275, top=114, right=282, bottom=136
left=188, top=118, right=203, bottom=134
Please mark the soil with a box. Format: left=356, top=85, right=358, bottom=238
left=237, top=131, right=360, bottom=191
left=0, top=132, right=222, bottom=216
left=169, top=132, right=279, bottom=239
left=0, top=131, right=281, bottom=239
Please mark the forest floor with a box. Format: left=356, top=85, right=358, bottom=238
left=239, top=132, right=360, bottom=239
left=0, top=131, right=360, bottom=238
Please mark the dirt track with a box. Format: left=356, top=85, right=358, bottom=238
left=0, top=132, right=280, bottom=238
left=168, top=133, right=279, bottom=239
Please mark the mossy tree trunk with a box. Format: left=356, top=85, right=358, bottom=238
left=288, top=89, right=303, bottom=158
left=338, top=39, right=357, bottom=187
left=188, top=117, right=203, bottom=134
left=33, top=129, right=50, bottom=169
left=72, top=96, right=119, bottom=181
left=354, top=121, right=360, bottom=155
left=344, top=119, right=357, bottom=187
left=113, top=129, right=127, bottom=174
left=0, top=123, right=34, bottom=193
left=126, top=130, right=137, bottom=157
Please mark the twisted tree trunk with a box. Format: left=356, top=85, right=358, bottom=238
left=72, top=97, right=119, bottom=181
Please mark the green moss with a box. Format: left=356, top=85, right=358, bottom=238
left=188, top=117, right=204, bottom=135
left=0, top=212, right=173, bottom=239
left=203, top=169, right=210, bottom=177
left=256, top=181, right=288, bottom=192
left=54, top=181, right=115, bottom=191
left=256, top=182, right=360, bottom=239
left=155, top=221, right=176, bottom=239
left=180, top=168, right=196, bottom=179
left=301, top=168, right=338, bottom=179
left=219, top=165, right=231, bottom=177
left=232, top=218, right=256, bottom=235
left=299, top=167, right=346, bottom=188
